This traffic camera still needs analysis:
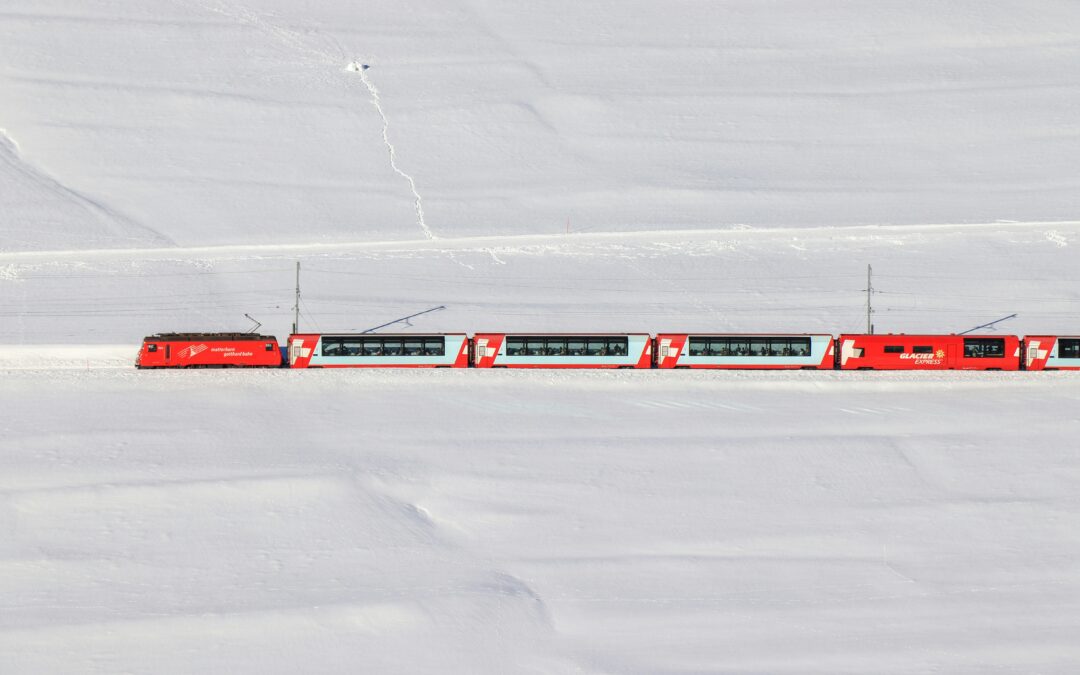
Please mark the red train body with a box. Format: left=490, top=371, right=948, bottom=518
left=837, top=334, right=1021, bottom=370
left=136, top=333, right=282, bottom=369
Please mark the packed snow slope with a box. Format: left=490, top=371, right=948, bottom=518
left=2, top=0, right=1080, bottom=250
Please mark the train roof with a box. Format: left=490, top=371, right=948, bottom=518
left=291, top=332, right=467, bottom=337
left=472, top=332, right=652, bottom=336
left=838, top=333, right=1020, bottom=338
left=143, top=333, right=280, bottom=342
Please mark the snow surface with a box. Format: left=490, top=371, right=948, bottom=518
left=3, top=0, right=1080, bottom=672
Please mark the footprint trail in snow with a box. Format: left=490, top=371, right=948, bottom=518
left=350, top=62, right=436, bottom=241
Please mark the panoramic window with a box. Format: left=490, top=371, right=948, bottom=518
left=687, top=336, right=811, bottom=357
left=423, top=338, right=446, bottom=356
left=506, top=337, right=525, bottom=356
left=1060, top=339, right=1080, bottom=359
left=321, top=339, right=344, bottom=356
left=505, top=336, right=630, bottom=357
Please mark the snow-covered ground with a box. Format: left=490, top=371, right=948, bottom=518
left=3, top=1, right=1080, bottom=249
left=4, top=369, right=1080, bottom=673
left=3, top=0, right=1080, bottom=672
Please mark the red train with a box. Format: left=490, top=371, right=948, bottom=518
left=135, top=332, right=1080, bottom=371
left=837, top=334, right=1021, bottom=371
left=135, top=333, right=282, bottom=369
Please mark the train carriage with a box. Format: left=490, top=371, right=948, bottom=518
left=135, top=333, right=282, bottom=368
left=472, top=333, right=652, bottom=368
left=838, top=334, right=1021, bottom=370
left=287, top=333, right=469, bottom=368
left=1022, top=336, right=1080, bottom=371
left=656, top=333, right=834, bottom=369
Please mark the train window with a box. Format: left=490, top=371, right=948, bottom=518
left=964, top=338, right=1004, bottom=358
left=1061, top=339, right=1080, bottom=359
left=790, top=337, right=811, bottom=356
left=504, top=336, right=630, bottom=357
left=730, top=339, right=751, bottom=356
left=585, top=339, right=606, bottom=356
left=265, top=342, right=274, bottom=351
left=506, top=337, right=525, bottom=355
left=607, top=338, right=628, bottom=356
left=884, top=345, right=903, bottom=354
left=321, top=339, right=344, bottom=356
left=361, top=339, right=380, bottom=356
left=424, top=338, right=445, bottom=356
left=342, top=339, right=363, bottom=356
left=913, top=345, right=933, bottom=354
left=687, top=336, right=812, bottom=358
left=147, top=344, right=157, bottom=352
left=403, top=339, right=423, bottom=356
left=382, top=339, right=403, bottom=356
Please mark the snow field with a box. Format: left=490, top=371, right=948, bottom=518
left=2, top=0, right=1080, bottom=671
left=3, top=369, right=1080, bottom=672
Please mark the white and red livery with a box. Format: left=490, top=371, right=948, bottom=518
left=472, top=333, right=652, bottom=368
left=287, top=333, right=469, bottom=368
left=655, top=333, right=834, bottom=369
left=1022, top=336, right=1080, bottom=371
left=837, top=334, right=1021, bottom=370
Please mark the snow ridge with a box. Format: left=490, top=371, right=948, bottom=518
left=352, top=63, right=436, bottom=241
left=0, top=128, right=173, bottom=250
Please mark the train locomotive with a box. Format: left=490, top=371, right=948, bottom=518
left=136, top=331, right=1080, bottom=371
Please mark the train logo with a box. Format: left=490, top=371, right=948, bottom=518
left=176, top=344, right=208, bottom=360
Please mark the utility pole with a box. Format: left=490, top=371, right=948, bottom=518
left=292, top=261, right=300, bottom=334
left=866, top=264, right=874, bottom=334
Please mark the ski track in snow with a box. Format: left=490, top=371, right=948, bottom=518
left=355, top=65, right=436, bottom=241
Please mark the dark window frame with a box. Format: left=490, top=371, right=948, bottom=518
left=321, top=335, right=446, bottom=357
left=505, top=336, right=630, bottom=357
left=963, top=338, right=1005, bottom=359
left=688, top=336, right=812, bottom=358
left=1060, top=338, right=1080, bottom=359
